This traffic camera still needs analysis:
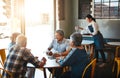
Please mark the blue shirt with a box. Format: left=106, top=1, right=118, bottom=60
left=58, top=48, right=90, bottom=78
left=48, top=38, right=70, bottom=53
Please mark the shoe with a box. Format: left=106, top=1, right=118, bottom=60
left=99, top=63, right=106, bottom=67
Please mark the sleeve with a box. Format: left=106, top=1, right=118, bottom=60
left=91, top=22, right=99, bottom=35
left=22, top=48, right=41, bottom=67
left=58, top=48, right=77, bottom=66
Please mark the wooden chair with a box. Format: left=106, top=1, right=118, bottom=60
left=49, top=66, right=70, bottom=78
left=0, top=49, right=6, bottom=65
left=112, top=46, right=120, bottom=78
left=82, top=58, right=97, bottom=78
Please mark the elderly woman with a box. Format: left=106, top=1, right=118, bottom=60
left=57, top=32, right=90, bottom=78
left=2, top=34, right=46, bottom=78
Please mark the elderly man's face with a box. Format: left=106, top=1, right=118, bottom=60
left=55, top=32, right=63, bottom=41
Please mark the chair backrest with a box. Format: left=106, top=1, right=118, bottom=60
left=0, top=67, right=13, bottom=78
left=0, top=49, right=6, bottom=66
left=82, top=58, right=97, bottom=78
left=115, top=46, right=120, bottom=58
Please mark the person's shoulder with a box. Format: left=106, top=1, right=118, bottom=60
left=20, top=47, right=30, bottom=53
left=75, top=48, right=86, bottom=53
left=92, top=21, right=98, bottom=26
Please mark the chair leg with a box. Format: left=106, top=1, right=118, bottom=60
left=116, top=61, right=120, bottom=78
left=49, top=68, right=55, bottom=78
left=112, top=61, right=115, bottom=72
left=49, top=73, right=51, bottom=78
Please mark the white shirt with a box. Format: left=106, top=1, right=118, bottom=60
left=81, top=21, right=99, bottom=35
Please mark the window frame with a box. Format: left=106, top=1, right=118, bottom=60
left=94, top=0, right=120, bottom=19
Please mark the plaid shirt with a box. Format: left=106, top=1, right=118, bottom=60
left=2, top=45, right=41, bottom=78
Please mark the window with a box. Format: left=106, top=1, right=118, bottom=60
left=94, top=0, right=120, bottom=19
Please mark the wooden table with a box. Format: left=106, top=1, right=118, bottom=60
left=27, top=54, right=60, bottom=78
left=107, top=42, right=120, bottom=61
left=81, top=40, right=94, bottom=59
left=28, top=40, right=94, bottom=78
left=107, top=42, right=120, bottom=46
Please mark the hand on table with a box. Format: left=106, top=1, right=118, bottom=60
left=53, top=53, right=61, bottom=57
left=39, top=57, right=47, bottom=67
left=56, top=56, right=64, bottom=63
left=46, top=51, right=53, bottom=56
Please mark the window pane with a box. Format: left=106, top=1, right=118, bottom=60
left=119, top=7, right=120, bottom=16
left=102, top=2, right=109, bottom=18
left=95, top=0, right=101, bottom=2
left=110, top=7, right=118, bottom=18
left=110, top=2, right=118, bottom=18
left=102, top=0, right=109, bottom=2
left=110, top=2, right=118, bottom=6
left=110, top=0, right=118, bottom=1
left=94, top=3, right=102, bottom=18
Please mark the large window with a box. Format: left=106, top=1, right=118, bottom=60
left=94, top=0, right=120, bottom=19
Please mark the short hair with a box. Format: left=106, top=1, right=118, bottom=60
left=10, top=32, right=21, bottom=43
left=56, top=29, right=64, bottom=37
left=16, top=34, right=27, bottom=47
left=70, top=32, right=82, bottom=46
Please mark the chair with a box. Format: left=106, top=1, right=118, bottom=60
left=0, top=49, right=6, bottom=66
left=49, top=66, right=70, bottom=78
left=82, top=58, right=97, bottom=78
left=112, top=46, right=120, bottom=78
left=0, top=67, right=13, bottom=78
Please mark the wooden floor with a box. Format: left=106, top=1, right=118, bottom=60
left=94, top=62, right=117, bottom=78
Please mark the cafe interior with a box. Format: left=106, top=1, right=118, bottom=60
left=0, top=0, right=120, bottom=78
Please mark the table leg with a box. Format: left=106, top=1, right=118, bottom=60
left=43, top=68, right=47, bottom=78
left=90, top=44, right=94, bottom=60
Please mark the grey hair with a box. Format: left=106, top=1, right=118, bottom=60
left=10, top=32, right=21, bottom=43
left=16, top=34, right=27, bottom=47
left=56, top=29, right=64, bottom=37
left=70, top=32, right=82, bottom=46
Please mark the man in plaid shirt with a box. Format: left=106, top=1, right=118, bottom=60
left=2, top=34, right=46, bottom=78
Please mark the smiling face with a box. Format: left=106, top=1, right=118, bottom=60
left=55, top=32, right=63, bottom=41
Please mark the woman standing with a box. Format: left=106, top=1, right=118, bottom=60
left=75, top=14, right=106, bottom=67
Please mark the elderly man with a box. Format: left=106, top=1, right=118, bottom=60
left=2, top=34, right=46, bottom=78
left=46, top=29, right=70, bottom=78
left=47, top=29, right=70, bottom=57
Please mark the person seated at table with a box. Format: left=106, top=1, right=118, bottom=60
left=57, top=32, right=90, bottom=78
left=8, top=32, right=35, bottom=78
left=46, top=29, right=70, bottom=78
left=46, top=29, right=70, bottom=57
left=2, top=34, right=47, bottom=78
left=8, top=32, right=21, bottom=50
